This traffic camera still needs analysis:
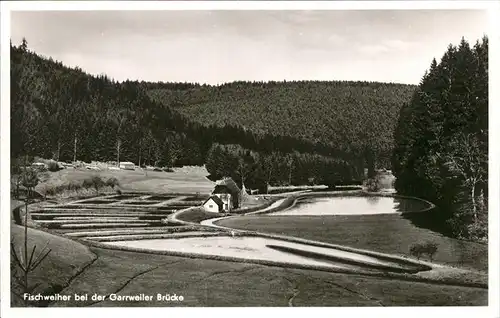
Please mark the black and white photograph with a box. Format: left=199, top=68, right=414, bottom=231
left=0, top=0, right=499, bottom=316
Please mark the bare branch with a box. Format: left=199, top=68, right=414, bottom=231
left=31, top=248, right=52, bottom=270
left=27, top=245, right=37, bottom=269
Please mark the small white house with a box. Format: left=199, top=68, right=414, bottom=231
left=119, top=162, right=135, bottom=170
left=203, top=195, right=224, bottom=213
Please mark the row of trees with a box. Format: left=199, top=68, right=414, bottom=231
left=392, top=36, right=488, bottom=242
left=205, top=143, right=357, bottom=192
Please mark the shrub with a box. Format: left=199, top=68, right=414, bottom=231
left=162, top=167, right=174, bottom=173
left=56, top=184, right=68, bottom=194
left=38, top=184, right=57, bottom=199
left=75, top=178, right=102, bottom=196
left=67, top=182, right=81, bottom=192
left=82, top=178, right=93, bottom=189
left=364, top=177, right=381, bottom=192
left=91, top=176, right=105, bottom=195
left=46, top=160, right=61, bottom=172
left=409, top=241, right=438, bottom=261
left=21, top=167, right=40, bottom=190
left=466, top=214, right=488, bottom=243
left=105, top=177, right=120, bottom=189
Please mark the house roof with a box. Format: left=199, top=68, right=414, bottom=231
left=213, top=178, right=240, bottom=195
left=203, top=195, right=224, bottom=207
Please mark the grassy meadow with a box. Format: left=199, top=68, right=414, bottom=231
left=35, top=165, right=214, bottom=196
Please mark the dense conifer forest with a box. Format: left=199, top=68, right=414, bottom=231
left=11, top=39, right=414, bottom=187
left=147, top=79, right=416, bottom=171
left=392, top=36, right=488, bottom=241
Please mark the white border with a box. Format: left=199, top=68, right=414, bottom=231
left=2, top=1, right=498, bottom=11
left=487, top=5, right=500, bottom=316
left=1, top=1, right=499, bottom=318
left=0, top=1, right=12, bottom=316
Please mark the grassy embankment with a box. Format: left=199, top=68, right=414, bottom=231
left=10, top=223, right=97, bottom=306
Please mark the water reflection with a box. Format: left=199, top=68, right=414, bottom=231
left=365, top=196, right=381, bottom=205
left=270, top=196, right=431, bottom=216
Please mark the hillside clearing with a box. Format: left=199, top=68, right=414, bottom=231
left=35, top=166, right=214, bottom=195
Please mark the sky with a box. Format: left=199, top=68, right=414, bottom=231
left=11, top=10, right=489, bottom=85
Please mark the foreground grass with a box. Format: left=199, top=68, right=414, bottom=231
left=10, top=224, right=97, bottom=306
left=217, top=213, right=488, bottom=272
left=10, top=220, right=486, bottom=307
left=50, top=246, right=486, bottom=307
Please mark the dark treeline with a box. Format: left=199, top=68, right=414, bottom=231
left=392, top=36, right=488, bottom=242
left=205, top=143, right=355, bottom=192
left=147, top=79, right=416, bottom=173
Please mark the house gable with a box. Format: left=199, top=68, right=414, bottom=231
left=203, top=195, right=224, bottom=212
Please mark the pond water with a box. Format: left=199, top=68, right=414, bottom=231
left=105, top=235, right=429, bottom=273
left=269, top=196, right=432, bottom=216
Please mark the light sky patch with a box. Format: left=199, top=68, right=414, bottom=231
left=11, top=10, right=489, bottom=85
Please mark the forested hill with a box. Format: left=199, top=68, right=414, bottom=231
left=11, top=40, right=203, bottom=167
left=12, top=38, right=415, bottom=191
left=147, top=80, right=417, bottom=169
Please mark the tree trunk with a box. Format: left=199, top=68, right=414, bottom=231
left=25, top=189, right=29, bottom=254
left=266, top=173, right=272, bottom=195
left=73, top=132, right=77, bottom=163
left=354, top=158, right=364, bottom=181
left=24, top=187, right=29, bottom=297
left=138, top=140, right=142, bottom=168
left=471, top=182, right=477, bottom=223
left=241, top=174, right=246, bottom=189
left=367, top=151, right=376, bottom=178
left=116, top=139, right=121, bottom=166
left=147, top=145, right=151, bottom=166
left=56, top=139, right=61, bottom=161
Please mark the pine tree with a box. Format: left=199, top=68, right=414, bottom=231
left=392, top=36, right=488, bottom=241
